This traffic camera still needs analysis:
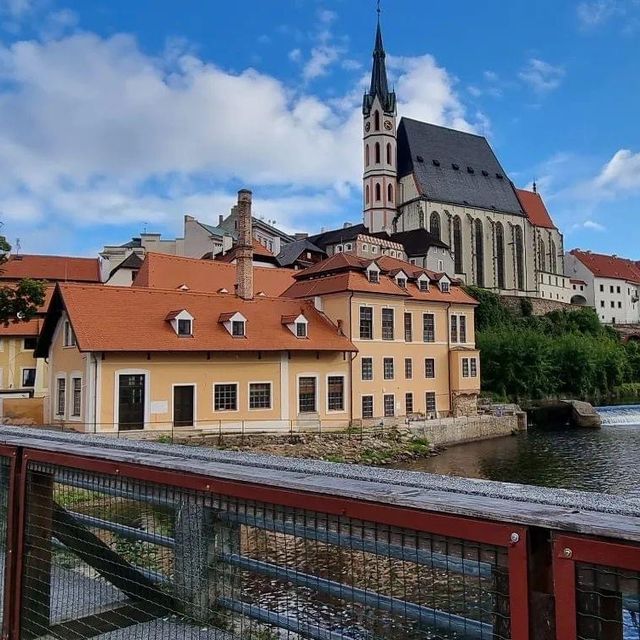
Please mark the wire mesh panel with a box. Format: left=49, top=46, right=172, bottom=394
left=576, top=562, right=640, bottom=640
left=0, top=455, right=11, bottom=631
left=20, top=460, right=513, bottom=640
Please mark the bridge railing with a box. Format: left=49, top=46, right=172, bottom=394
left=0, top=427, right=638, bottom=639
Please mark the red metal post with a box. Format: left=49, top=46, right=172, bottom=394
left=0, top=446, right=18, bottom=640
left=508, top=528, right=530, bottom=640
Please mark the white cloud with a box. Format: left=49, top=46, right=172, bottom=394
left=518, top=58, right=565, bottom=93
left=0, top=0, right=35, bottom=18
left=594, top=149, right=640, bottom=192
left=303, top=43, right=343, bottom=81
left=288, top=48, right=302, bottom=62
left=576, top=0, right=635, bottom=29
left=0, top=27, right=482, bottom=252
left=572, top=220, right=606, bottom=231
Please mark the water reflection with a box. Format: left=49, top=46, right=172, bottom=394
left=396, top=423, right=640, bottom=498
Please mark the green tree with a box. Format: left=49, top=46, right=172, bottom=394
left=0, top=235, right=46, bottom=324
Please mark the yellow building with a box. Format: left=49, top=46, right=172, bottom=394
left=36, top=284, right=355, bottom=432
left=284, top=253, right=480, bottom=421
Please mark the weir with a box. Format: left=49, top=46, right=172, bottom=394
left=597, top=404, right=640, bottom=426
left=0, top=426, right=639, bottom=639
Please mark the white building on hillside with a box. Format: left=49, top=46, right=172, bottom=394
left=565, top=250, right=640, bottom=324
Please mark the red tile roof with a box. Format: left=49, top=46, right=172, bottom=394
left=570, top=250, right=640, bottom=284
left=0, top=318, right=42, bottom=337
left=293, top=252, right=367, bottom=279
left=133, top=253, right=296, bottom=297
left=0, top=254, right=100, bottom=282
left=515, top=189, right=556, bottom=229
left=49, top=284, right=355, bottom=353
left=215, top=240, right=276, bottom=263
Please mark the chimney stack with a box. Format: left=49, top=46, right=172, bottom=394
left=236, top=189, right=254, bottom=300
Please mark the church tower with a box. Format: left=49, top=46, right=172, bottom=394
left=362, top=15, right=397, bottom=233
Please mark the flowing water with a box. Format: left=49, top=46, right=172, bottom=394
left=396, top=404, right=640, bottom=497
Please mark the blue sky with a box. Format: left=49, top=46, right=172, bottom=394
left=0, top=0, right=639, bottom=258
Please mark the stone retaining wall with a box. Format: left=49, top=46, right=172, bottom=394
left=408, top=414, right=521, bottom=448
left=500, top=295, right=574, bottom=317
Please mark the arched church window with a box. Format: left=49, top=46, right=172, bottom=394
left=418, top=209, right=425, bottom=228
left=365, top=145, right=370, bottom=167
left=474, top=219, right=485, bottom=287
left=515, top=226, right=525, bottom=291
left=538, top=238, right=546, bottom=273
left=430, top=211, right=441, bottom=240
left=453, top=216, right=463, bottom=274
left=375, top=183, right=381, bottom=201
left=386, top=143, right=392, bottom=165
left=387, top=183, right=393, bottom=203
left=496, top=222, right=505, bottom=289
left=375, top=143, right=381, bottom=164
left=550, top=239, right=557, bottom=274
left=365, top=185, right=370, bottom=204
left=374, top=110, right=380, bottom=131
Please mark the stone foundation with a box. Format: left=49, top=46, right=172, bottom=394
left=409, top=414, right=522, bottom=448
left=501, top=295, right=574, bottom=317
left=451, top=393, right=479, bottom=418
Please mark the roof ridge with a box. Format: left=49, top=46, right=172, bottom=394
left=400, top=117, right=486, bottom=140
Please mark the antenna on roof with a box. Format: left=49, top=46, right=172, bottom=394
left=143, top=221, right=148, bottom=234
left=377, top=0, right=381, bottom=20
left=14, top=238, right=21, bottom=256
left=533, top=180, right=537, bottom=194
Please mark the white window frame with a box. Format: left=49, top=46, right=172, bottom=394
left=361, top=394, right=374, bottom=419
left=383, top=393, right=395, bottom=417
left=425, top=391, right=437, bottom=416
left=245, top=381, right=272, bottom=412
left=63, top=320, right=77, bottom=348
left=361, top=357, right=374, bottom=381
left=326, top=374, right=346, bottom=413
left=425, top=358, right=435, bottom=379
left=21, top=367, right=36, bottom=388
left=55, top=374, right=67, bottom=418
left=70, top=372, right=83, bottom=421
left=297, top=374, right=319, bottom=415
left=383, top=357, right=395, bottom=380
left=168, top=310, right=194, bottom=336
left=213, top=382, right=239, bottom=412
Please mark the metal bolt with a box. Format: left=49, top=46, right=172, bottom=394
left=510, top=532, right=520, bottom=544
left=206, top=484, right=211, bottom=490
left=563, top=547, right=573, bottom=558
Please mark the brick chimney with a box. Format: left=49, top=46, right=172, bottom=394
left=235, top=189, right=254, bottom=300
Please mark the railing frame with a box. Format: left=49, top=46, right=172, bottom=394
left=553, top=533, right=640, bottom=640
left=0, top=444, right=532, bottom=639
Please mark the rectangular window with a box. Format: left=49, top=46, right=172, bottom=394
left=404, top=312, right=413, bottom=342
left=232, top=320, right=245, bottom=337
left=177, top=319, right=192, bottom=336
left=362, top=396, right=374, bottom=419
left=56, top=378, right=66, bottom=416
left=618, top=301, right=622, bottom=309
left=470, top=358, right=478, bottom=377
left=384, top=394, right=395, bottom=417
left=426, top=392, right=437, bottom=415
left=63, top=321, right=76, bottom=347
left=23, top=337, right=37, bottom=351
left=405, top=393, right=414, bottom=414
left=611, top=301, right=615, bottom=308
left=382, top=308, right=394, bottom=340
left=327, top=376, right=345, bottom=411
left=404, top=358, right=413, bottom=379
left=368, top=270, right=380, bottom=284
left=617, top=286, right=621, bottom=294
left=450, top=315, right=458, bottom=343
left=298, top=377, right=317, bottom=413
left=462, top=358, right=470, bottom=378
left=72, top=377, right=82, bottom=417
left=459, top=316, right=467, bottom=343
left=610, top=286, right=614, bottom=293
left=214, top=384, right=238, bottom=411
left=361, top=357, right=373, bottom=381
left=22, top=368, right=36, bottom=387
left=419, top=280, right=429, bottom=292
left=359, top=307, right=373, bottom=340
left=425, top=358, right=435, bottom=378
left=600, top=284, right=604, bottom=292
left=296, top=322, right=307, bottom=338
left=423, top=314, right=435, bottom=342
left=383, top=357, right=394, bottom=380
left=249, top=383, right=271, bottom=410
left=600, top=301, right=605, bottom=308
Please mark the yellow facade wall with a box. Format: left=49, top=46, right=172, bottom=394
left=0, top=336, right=48, bottom=397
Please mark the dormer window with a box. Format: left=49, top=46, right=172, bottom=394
left=282, top=313, right=309, bottom=338
left=166, top=310, right=194, bottom=337
left=395, top=270, right=408, bottom=289
left=219, top=311, right=247, bottom=338
left=417, top=274, right=430, bottom=292
left=232, top=320, right=245, bottom=337
left=369, top=270, right=379, bottom=283
left=438, top=276, right=451, bottom=293
left=177, top=319, right=192, bottom=336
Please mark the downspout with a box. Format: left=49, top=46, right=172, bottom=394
left=347, top=292, right=355, bottom=426
left=446, top=302, right=453, bottom=414
left=93, top=353, right=98, bottom=434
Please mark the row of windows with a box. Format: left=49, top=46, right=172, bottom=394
left=600, top=284, right=630, bottom=295
left=365, top=182, right=394, bottom=205
left=462, top=357, right=479, bottom=378
left=55, top=376, right=82, bottom=418
left=177, top=317, right=307, bottom=339
left=361, top=356, right=436, bottom=381
left=362, top=392, right=437, bottom=418
left=601, top=300, right=624, bottom=309
left=334, top=243, right=402, bottom=259
left=365, top=142, right=393, bottom=167
left=359, top=308, right=466, bottom=343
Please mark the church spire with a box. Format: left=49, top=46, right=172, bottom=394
left=363, top=8, right=396, bottom=115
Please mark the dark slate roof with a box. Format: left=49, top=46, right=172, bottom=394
left=108, top=252, right=143, bottom=279
left=389, top=229, right=449, bottom=256
left=276, top=239, right=326, bottom=267
left=119, top=238, right=142, bottom=249
left=397, top=118, right=525, bottom=216
left=307, top=224, right=368, bottom=250
left=363, top=22, right=396, bottom=115
left=198, top=221, right=226, bottom=237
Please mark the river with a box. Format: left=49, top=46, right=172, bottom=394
left=396, top=404, right=640, bottom=498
